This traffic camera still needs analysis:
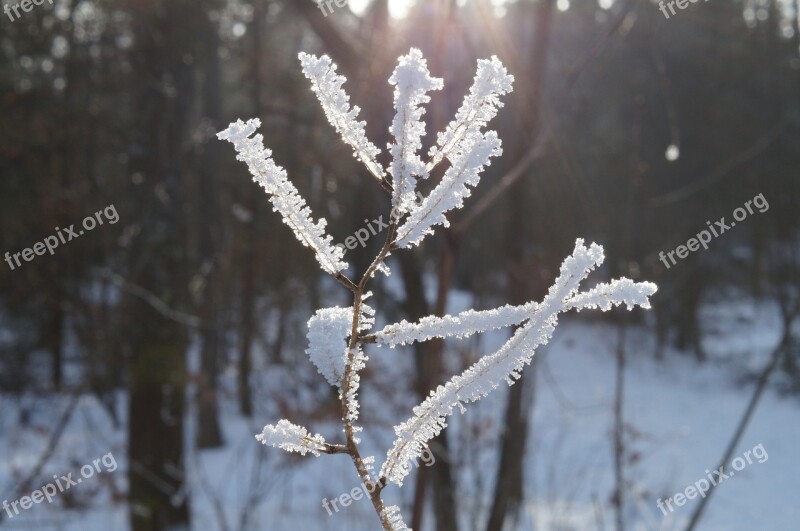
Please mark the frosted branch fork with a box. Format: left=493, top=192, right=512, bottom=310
left=219, top=49, right=657, bottom=531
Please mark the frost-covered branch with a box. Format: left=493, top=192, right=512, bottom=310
left=217, top=119, right=348, bottom=275
left=299, top=53, right=388, bottom=187
left=369, top=301, right=539, bottom=347
left=381, top=505, right=411, bottom=531
left=342, top=301, right=375, bottom=434
left=394, top=56, right=513, bottom=248
left=225, top=48, right=659, bottom=531
left=256, top=420, right=333, bottom=457
left=426, top=56, right=514, bottom=173
left=369, top=279, right=656, bottom=348
left=395, top=131, right=502, bottom=248
left=379, top=240, right=657, bottom=485
left=567, top=278, right=657, bottom=311
left=388, top=49, right=443, bottom=214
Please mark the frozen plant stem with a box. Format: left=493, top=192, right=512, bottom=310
left=221, top=49, right=657, bottom=531
left=339, top=222, right=397, bottom=529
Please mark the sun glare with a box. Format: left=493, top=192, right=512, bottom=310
left=349, top=0, right=415, bottom=19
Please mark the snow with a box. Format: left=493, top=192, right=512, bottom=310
left=0, top=293, right=797, bottom=529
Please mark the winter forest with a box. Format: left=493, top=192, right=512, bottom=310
left=1, top=0, right=799, bottom=530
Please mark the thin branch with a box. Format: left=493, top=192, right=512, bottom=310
left=0, top=394, right=79, bottom=524
left=338, top=220, right=399, bottom=531
left=454, top=134, right=549, bottom=234
left=684, top=312, right=794, bottom=531
left=651, top=122, right=785, bottom=208
left=99, top=268, right=202, bottom=328
left=334, top=271, right=359, bottom=293
left=320, top=443, right=350, bottom=455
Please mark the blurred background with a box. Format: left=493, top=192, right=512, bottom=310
left=1, top=0, right=799, bottom=529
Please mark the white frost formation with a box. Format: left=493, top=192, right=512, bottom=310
left=306, top=306, right=352, bottom=387
left=388, top=48, right=443, bottom=214
left=255, top=420, right=327, bottom=457
left=379, top=240, right=657, bottom=485
left=217, top=119, right=347, bottom=275
left=219, top=49, right=658, bottom=531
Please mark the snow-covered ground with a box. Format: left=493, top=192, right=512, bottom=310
left=1, top=293, right=797, bottom=530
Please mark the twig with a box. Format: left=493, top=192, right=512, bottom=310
left=650, top=122, right=785, bottom=208
left=338, top=221, right=399, bottom=530
left=0, top=394, right=79, bottom=524
left=99, top=268, right=202, bottom=328
left=684, top=313, right=793, bottom=531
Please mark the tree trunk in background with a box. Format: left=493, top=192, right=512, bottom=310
left=611, top=321, right=627, bottom=531
left=45, top=293, right=64, bottom=388
left=486, top=1, right=553, bottom=530
left=127, top=1, right=194, bottom=528
left=485, top=170, right=535, bottom=531
left=398, top=251, right=460, bottom=531
left=236, top=0, right=267, bottom=419
left=196, top=0, right=224, bottom=450
left=238, top=247, right=255, bottom=417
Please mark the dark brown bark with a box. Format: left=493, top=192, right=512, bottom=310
left=195, top=0, right=224, bottom=450
left=611, top=322, right=626, bottom=531
left=127, top=1, right=194, bottom=527
left=397, top=250, right=460, bottom=531
left=485, top=2, right=554, bottom=530
left=236, top=0, right=269, bottom=418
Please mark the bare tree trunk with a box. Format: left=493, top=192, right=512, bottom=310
left=611, top=321, right=627, bottom=531
left=485, top=1, right=554, bottom=529
left=195, top=0, right=224, bottom=450
left=237, top=230, right=256, bottom=416
left=127, top=1, right=194, bottom=527
left=236, top=0, right=269, bottom=418
left=485, top=149, right=536, bottom=531
left=485, top=372, right=534, bottom=531
left=45, top=292, right=64, bottom=389
left=398, top=250, right=460, bottom=531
